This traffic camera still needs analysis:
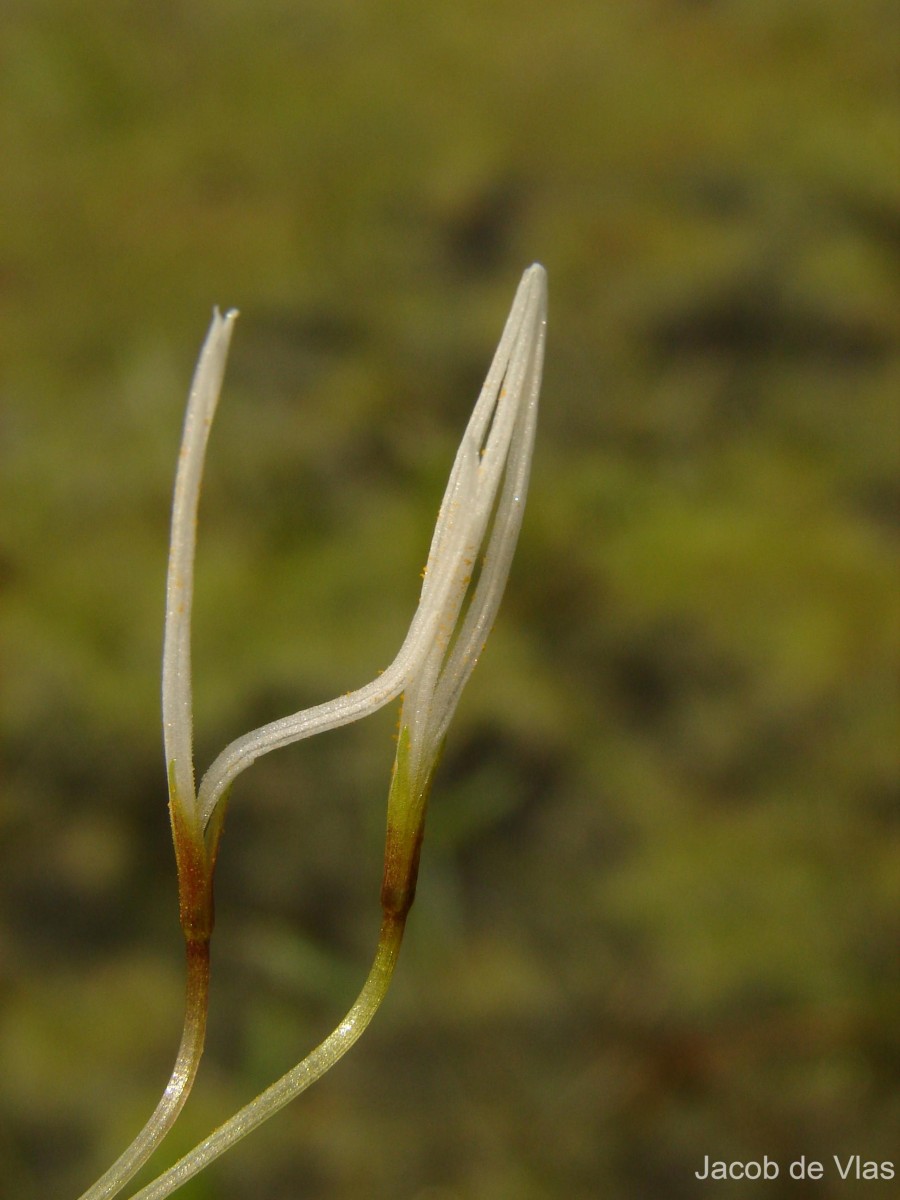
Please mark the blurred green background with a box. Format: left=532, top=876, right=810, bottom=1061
left=1, top=2, right=898, bottom=1197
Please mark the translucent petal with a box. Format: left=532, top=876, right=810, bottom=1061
left=162, top=309, right=237, bottom=823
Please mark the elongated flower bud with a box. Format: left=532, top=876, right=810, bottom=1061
left=381, top=264, right=547, bottom=918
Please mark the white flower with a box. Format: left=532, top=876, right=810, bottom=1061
left=162, top=266, right=547, bottom=863
left=161, top=308, right=238, bottom=873
left=109, top=265, right=545, bottom=1200
left=381, top=264, right=547, bottom=914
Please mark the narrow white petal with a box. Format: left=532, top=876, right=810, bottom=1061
left=426, top=264, right=546, bottom=754
left=419, top=264, right=545, bottom=600
left=197, top=658, right=409, bottom=828
left=403, top=264, right=546, bottom=775
left=162, top=308, right=238, bottom=822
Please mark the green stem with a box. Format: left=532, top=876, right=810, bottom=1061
left=77, top=936, right=211, bottom=1200
left=125, top=914, right=406, bottom=1200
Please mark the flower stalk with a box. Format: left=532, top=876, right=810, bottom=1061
left=77, top=311, right=238, bottom=1200
left=124, top=914, right=406, bottom=1200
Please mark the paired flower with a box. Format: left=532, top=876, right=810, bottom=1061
left=165, top=264, right=546, bottom=932
left=82, top=264, right=546, bottom=1200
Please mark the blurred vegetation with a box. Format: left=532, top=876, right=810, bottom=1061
left=1, top=1, right=898, bottom=1197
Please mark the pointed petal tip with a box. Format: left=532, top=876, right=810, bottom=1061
left=210, top=306, right=240, bottom=327
left=520, top=263, right=548, bottom=312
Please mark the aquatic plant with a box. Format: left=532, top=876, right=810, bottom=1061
left=78, top=264, right=546, bottom=1199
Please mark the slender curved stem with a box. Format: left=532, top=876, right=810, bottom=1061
left=77, top=938, right=211, bottom=1200
left=125, top=915, right=405, bottom=1200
